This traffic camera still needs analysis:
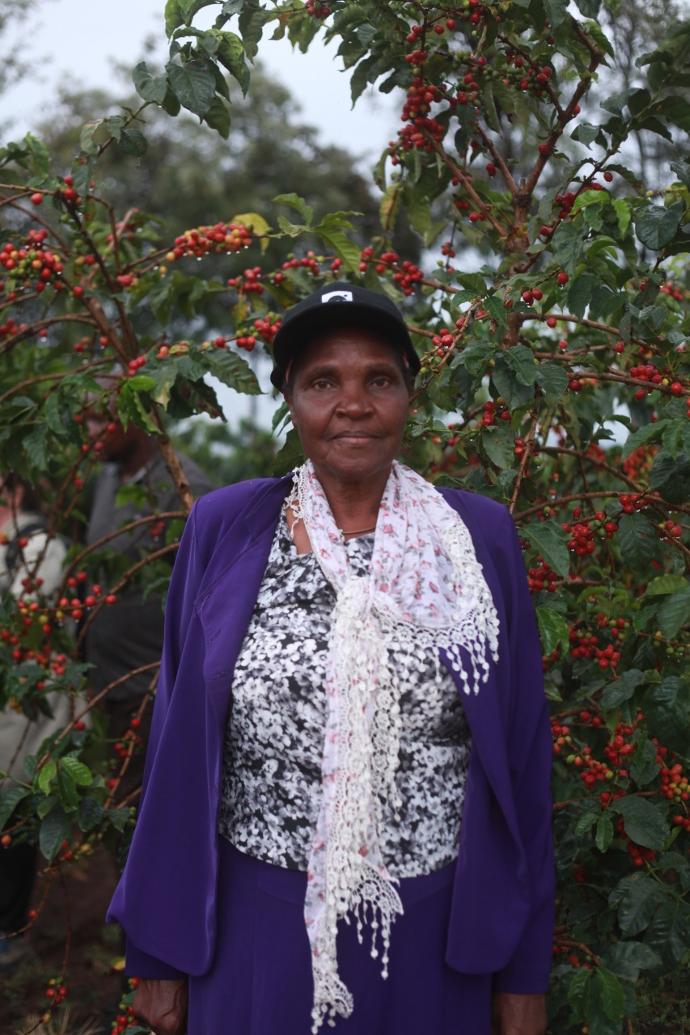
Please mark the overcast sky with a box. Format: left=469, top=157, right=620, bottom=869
left=0, top=0, right=399, bottom=163
left=0, top=0, right=404, bottom=428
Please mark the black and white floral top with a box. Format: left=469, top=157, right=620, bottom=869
left=217, top=514, right=471, bottom=878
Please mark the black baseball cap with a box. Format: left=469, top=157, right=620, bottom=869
left=270, top=281, right=420, bottom=389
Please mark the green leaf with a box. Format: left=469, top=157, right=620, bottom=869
left=481, top=426, right=515, bottom=469
left=613, top=796, right=669, bottom=850
left=521, top=520, right=570, bottom=578
left=644, top=574, right=688, bottom=597
left=273, top=192, right=314, bottom=226
left=164, top=0, right=186, bottom=36
left=635, top=201, right=685, bottom=250
left=167, top=60, right=216, bottom=117
left=132, top=61, right=168, bottom=104
left=536, top=606, right=570, bottom=654
left=622, top=420, right=668, bottom=458
left=39, top=806, right=70, bottom=862
left=644, top=677, right=690, bottom=755
left=595, top=815, right=614, bottom=853
left=61, top=755, right=93, bottom=787
left=657, top=585, right=690, bottom=640
left=605, top=940, right=661, bottom=981
left=630, top=737, right=660, bottom=788
left=609, top=873, right=663, bottom=936
left=567, top=272, right=598, bottom=318
left=504, top=344, right=537, bottom=386
left=575, top=809, right=599, bottom=837
left=215, top=30, right=249, bottom=93
left=601, top=669, right=645, bottom=709
left=617, top=513, right=659, bottom=567
left=316, top=228, right=361, bottom=274
left=119, top=129, right=148, bottom=157
left=77, top=797, right=104, bottom=833
left=650, top=450, right=690, bottom=505
left=544, top=0, right=568, bottom=23
left=0, top=785, right=30, bottom=830
left=204, top=350, right=261, bottom=395
left=203, top=95, right=231, bottom=138
left=37, top=759, right=57, bottom=795
left=56, top=765, right=79, bottom=810
left=594, top=969, right=626, bottom=1021
left=536, top=362, right=569, bottom=403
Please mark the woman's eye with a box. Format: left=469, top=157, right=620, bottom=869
left=371, top=376, right=392, bottom=388
left=311, top=378, right=334, bottom=390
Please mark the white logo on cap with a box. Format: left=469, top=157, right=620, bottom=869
left=321, top=290, right=353, bottom=303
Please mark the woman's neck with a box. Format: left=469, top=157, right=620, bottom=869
left=313, top=464, right=391, bottom=534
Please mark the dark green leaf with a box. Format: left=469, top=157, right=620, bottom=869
left=644, top=677, right=690, bottom=755
left=504, top=344, right=537, bottom=387
left=521, top=520, right=570, bottom=578
left=657, top=585, right=690, bottom=640
left=167, top=60, right=216, bottom=117
left=630, top=737, right=660, bottom=787
left=204, top=350, right=261, bottom=395
left=613, top=796, right=669, bottom=850
left=649, top=451, right=690, bottom=504
left=203, top=96, right=231, bottom=138
left=635, top=201, right=685, bottom=250
left=568, top=272, right=598, bottom=318
left=609, top=873, right=663, bottom=936
left=215, top=30, right=249, bottom=93
left=600, top=669, right=644, bottom=709
left=536, top=606, right=570, bottom=654
left=644, top=574, right=688, bottom=597
left=595, top=815, right=614, bottom=853
left=622, top=420, right=668, bottom=458
left=273, top=192, right=314, bottom=225
left=0, top=785, right=30, bottom=830
left=536, top=362, right=569, bottom=403
left=617, top=513, right=659, bottom=567
left=481, top=426, right=515, bottom=469
left=119, top=129, right=148, bottom=157
left=39, top=806, right=70, bottom=862
left=594, top=969, right=626, bottom=1021
left=132, top=61, right=168, bottom=104
left=605, top=941, right=661, bottom=981
left=77, top=797, right=104, bottom=833
left=164, top=0, right=186, bottom=36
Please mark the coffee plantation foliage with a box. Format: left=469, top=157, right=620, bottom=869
left=0, top=1, right=689, bottom=1031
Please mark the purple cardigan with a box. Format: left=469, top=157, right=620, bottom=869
left=107, top=476, right=555, bottom=994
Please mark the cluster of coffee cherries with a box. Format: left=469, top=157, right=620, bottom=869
left=358, top=247, right=424, bottom=296
left=0, top=229, right=63, bottom=294
left=227, top=266, right=264, bottom=295
left=166, top=221, right=253, bottom=261
left=562, top=509, right=618, bottom=558
left=253, top=314, right=282, bottom=345
left=527, top=561, right=559, bottom=593
left=629, top=362, right=684, bottom=400
left=568, top=624, right=622, bottom=671
left=111, top=978, right=141, bottom=1035
left=275, top=252, right=322, bottom=282
left=660, top=280, right=686, bottom=302
left=622, top=444, right=656, bottom=481
left=478, top=399, right=512, bottom=427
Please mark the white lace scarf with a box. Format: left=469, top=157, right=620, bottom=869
left=285, top=460, right=500, bottom=1032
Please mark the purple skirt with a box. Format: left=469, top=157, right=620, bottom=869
left=187, top=839, right=492, bottom=1034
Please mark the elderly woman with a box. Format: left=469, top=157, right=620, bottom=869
left=108, top=282, right=554, bottom=1035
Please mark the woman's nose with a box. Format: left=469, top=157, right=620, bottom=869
left=335, top=381, right=373, bottom=415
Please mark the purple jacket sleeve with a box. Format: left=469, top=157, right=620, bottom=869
left=122, top=503, right=204, bottom=981
left=494, top=510, right=555, bottom=994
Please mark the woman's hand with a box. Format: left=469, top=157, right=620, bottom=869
left=492, top=992, right=547, bottom=1035
left=133, top=978, right=188, bottom=1035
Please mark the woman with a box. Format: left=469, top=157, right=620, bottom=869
left=108, top=282, right=554, bottom=1035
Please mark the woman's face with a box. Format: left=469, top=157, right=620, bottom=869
left=286, top=328, right=411, bottom=486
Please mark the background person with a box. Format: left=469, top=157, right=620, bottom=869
left=0, top=473, right=67, bottom=970
left=107, top=283, right=554, bottom=1035
left=84, top=405, right=211, bottom=796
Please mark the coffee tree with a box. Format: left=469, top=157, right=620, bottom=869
left=1, top=1, right=689, bottom=1032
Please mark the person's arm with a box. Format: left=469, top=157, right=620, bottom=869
left=492, top=509, right=555, bottom=1019
left=109, top=502, right=204, bottom=976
